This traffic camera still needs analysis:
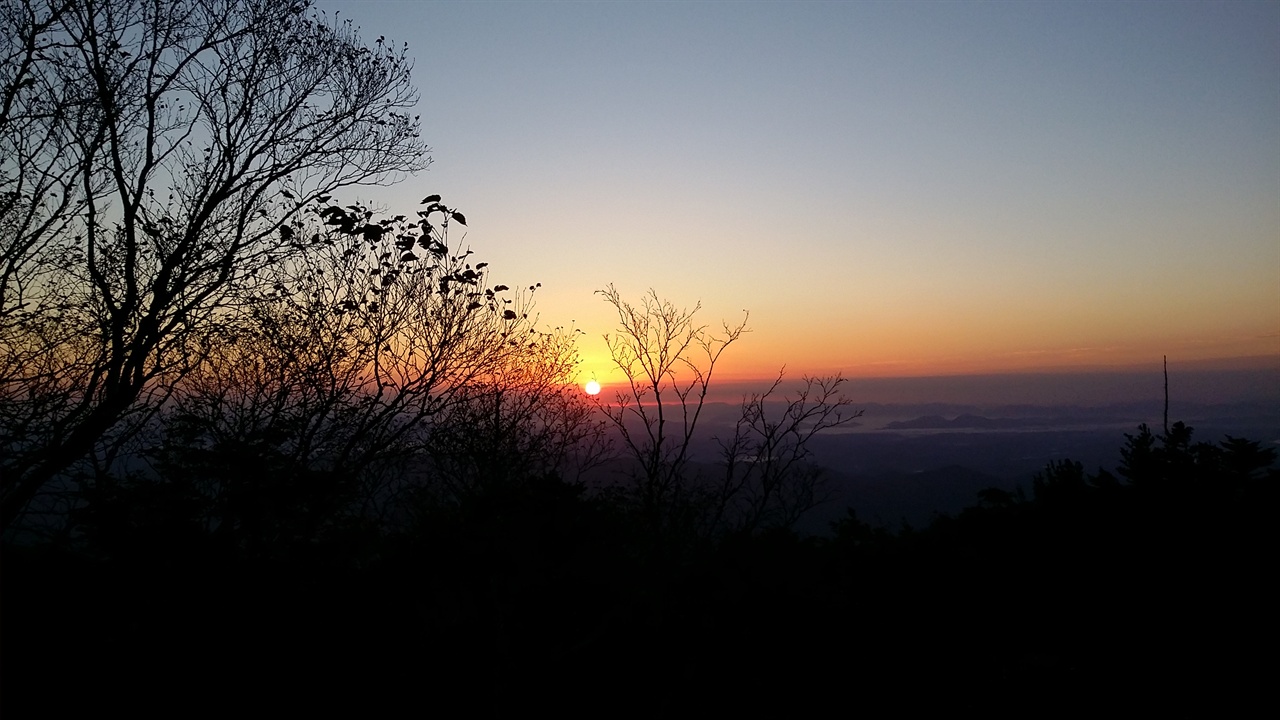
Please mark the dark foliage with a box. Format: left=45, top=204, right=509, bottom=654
left=4, top=419, right=1273, bottom=716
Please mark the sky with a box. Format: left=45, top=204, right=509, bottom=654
left=316, top=0, right=1280, bottom=390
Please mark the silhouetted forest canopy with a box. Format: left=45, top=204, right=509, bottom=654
left=2, top=0, right=1274, bottom=715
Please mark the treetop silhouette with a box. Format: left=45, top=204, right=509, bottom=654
left=1, top=0, right=427, bottom=528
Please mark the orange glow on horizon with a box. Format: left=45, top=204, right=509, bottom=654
left=561, top=293, right=1279, bottom=388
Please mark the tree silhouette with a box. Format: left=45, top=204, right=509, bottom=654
left=68, top=197, right=612, bottom=554
left=711, top=371, right=861, bottom=533
left=126, top=199, right=494, bottom=530
left=596, top=285, right=747, bottom=534
left=1, top=0, right=427, bottom=530
left=421, top=325, right=613, bottom=508
left=595, top=286, right=857, bottom=537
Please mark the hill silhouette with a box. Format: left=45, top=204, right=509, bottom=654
left=4, top=418, right=1272, bottom=716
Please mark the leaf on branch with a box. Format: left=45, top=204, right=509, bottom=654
left=421, top=194, right=441, bottom=204
left=450, top=211, right=467, bottom=226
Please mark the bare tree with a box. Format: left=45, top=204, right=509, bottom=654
left=596, top=286, right=859, bottom=537
left=1, top=0, right=428, bottom=529
left=710, top=372, right=861, bottom=533
left=596, top=285, right=748, bottom=532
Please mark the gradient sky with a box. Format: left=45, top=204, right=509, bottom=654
left=317, top=0, right=1280, bottom=387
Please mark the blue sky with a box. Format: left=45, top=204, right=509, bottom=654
left=318, top=0, right=1280, bottom=384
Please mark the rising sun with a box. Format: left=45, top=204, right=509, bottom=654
left=584, top=380, right=601, bottom=395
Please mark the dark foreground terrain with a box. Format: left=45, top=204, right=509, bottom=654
left=3, top=421, right=1275, bottom=717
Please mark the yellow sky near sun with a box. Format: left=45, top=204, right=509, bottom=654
left=565, top=282, right=1280, bottom=386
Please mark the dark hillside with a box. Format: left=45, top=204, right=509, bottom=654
left=4, top=421, right=1273, bottom=716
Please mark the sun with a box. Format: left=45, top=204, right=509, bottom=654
left=584, top=380, right=601, bottom=396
